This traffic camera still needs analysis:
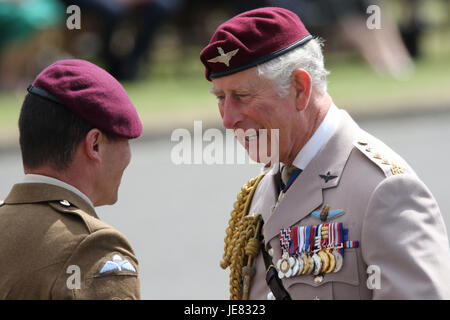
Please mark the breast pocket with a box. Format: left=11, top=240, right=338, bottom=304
left=283, top=249, right=360, bottom=300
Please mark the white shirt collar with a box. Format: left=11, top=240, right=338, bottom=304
left=290, top=103, right=341, bottom=170
left=23, top=174, right=95, bottom=209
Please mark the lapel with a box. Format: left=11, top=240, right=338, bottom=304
left=262, top=110, right=361, bottom=243
left=4, top=182, right=98, bottom=218
left=253, top=162, right=281, bottom=223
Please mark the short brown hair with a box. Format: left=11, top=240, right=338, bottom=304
left=19, top=93, right=93, bottom=171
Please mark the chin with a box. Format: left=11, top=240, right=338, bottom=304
left=248, top=150, right=268, bottom=164
left=245, top=130, right=280, bottom=164
left=247, top=144, right=279, bottom=165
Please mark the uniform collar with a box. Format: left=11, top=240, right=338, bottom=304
left=5, top=179, right=97, bottom=218
left=291, top=103, right=341, bottom=170
left=262, top=103, right=340, bottom=176
left=23, top=174, right=95, bottom=210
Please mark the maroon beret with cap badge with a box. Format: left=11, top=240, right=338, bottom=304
left=200, top=7, right=312, bottom=81
left=28, top=59, right=143, bottom=139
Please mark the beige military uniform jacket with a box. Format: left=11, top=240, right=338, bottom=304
left=247, top=109, right=450, bottom=299
left=0, top=182, right=140, bottom=299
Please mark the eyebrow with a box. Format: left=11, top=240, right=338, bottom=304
left=209, top=87, right=222, bottom=95
left=209, top=76, right=260, bottom=96
left=209, top=87, right=254, bottom=96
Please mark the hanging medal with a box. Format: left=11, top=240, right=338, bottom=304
left=333, top=222, right=344, bottom=273
left=298, top=226, right=308, bottom=275
left=290, top=226, right=302, bottom=276
left=325, top=223, right=336, bottom=273
left=293, top=226, right=304, bottom=276
left=317, top=224, right=330, bottom=273
left=277, top=228, right=295, bottom=278
left=276, top=220, right=358, bottom=280
left=311, top=225, right=322, bottom=275
left=305, top=225, right=315, bottom=275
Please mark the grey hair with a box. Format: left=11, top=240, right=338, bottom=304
left=257, top=37, right=330, bottom=97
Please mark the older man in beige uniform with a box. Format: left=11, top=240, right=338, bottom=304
left=200, top=7, right=450, bottom=300
left=0, top=59, right=142, bottom=299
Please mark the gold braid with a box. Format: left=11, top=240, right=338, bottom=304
left=220, top=173, right=265, bottom=300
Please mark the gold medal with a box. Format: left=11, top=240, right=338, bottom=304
left=327, top=223, right=344, bottom=273
left=317, top=249, right=329, bottom=273
left=325, top=248, right=335, bottom=273
left=280, top=252, right=291, bottom=273
left=306, top=254, right=314, bottom=275
left=301, top=254, right=309, bottom=275
left=277, top=253, right=295, bottom=278
left=302, top=253, right=314, bottom=275
left=314, top=275, right=324, bottom=284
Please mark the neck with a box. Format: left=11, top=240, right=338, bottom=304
left=284, top=92, right=332, bottom=165
left=24, top=166, right=98, bottom=205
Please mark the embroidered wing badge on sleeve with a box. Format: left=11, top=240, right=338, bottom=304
left=99, top=254, right=136, bottom=274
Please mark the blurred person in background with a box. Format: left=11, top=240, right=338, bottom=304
left=0, top=0, right=427, bottom=89
left=60, top=0, right=183, bottom=81
left=0, top=0, right=64, bottom=90
left=270, top=0, right=415, bottom=78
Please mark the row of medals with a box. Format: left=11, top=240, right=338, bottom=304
left=277, top=225, right=343, bottom=283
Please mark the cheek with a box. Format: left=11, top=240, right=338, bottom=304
left=108, top=142, right=131, bottom=176
left=119, top=147, right=131, bottom=174
left=125, top=144, right=131, bottom=165
left=248, top=102, right=278, bottom=128
left=218, top=102, right=225, bottom=118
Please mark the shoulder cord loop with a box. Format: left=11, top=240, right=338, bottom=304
left=220, top=174, right=265, bottom=300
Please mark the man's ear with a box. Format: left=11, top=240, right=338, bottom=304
left=291, top=68, right=312, bottom=111
left=84, top=129, right=103, bottom=163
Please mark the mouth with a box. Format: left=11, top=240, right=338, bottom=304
left=245, top=132, right=259, bottom=143
left=243, top=130, right=264, bottom=151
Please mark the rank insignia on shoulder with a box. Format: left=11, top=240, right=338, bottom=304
left=311, top=205, right=344, bottom=222
left=353, top=140, right=405, bottom=176
left=99, top=254, right=136, bottom=274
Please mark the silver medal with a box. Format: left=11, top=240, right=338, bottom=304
left=332, top=250, right=343, bottom=273
left=312, top=252, right=322, bottom=275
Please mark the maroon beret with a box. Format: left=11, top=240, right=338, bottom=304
left=29, top=59, right=143, bottom=139
left=200, top=7, right=312, bottom=81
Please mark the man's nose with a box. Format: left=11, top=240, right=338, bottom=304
left=221, top=97, right=242, bottom=129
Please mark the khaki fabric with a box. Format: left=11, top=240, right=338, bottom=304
left=246, top=110, right=450, bottom=300
left=0, top=183, right=140, bottom=299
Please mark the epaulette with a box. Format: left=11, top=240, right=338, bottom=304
left=48, top=201, right=112, bottom=234
left=353, top=139, right=405, bottom=177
